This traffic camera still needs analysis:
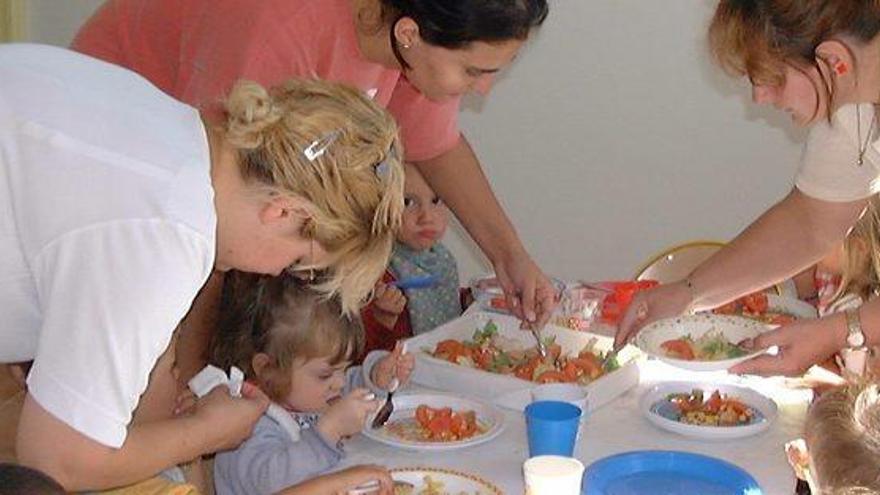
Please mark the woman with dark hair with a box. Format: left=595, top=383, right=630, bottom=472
left=72, top=0, right=556, bottom=363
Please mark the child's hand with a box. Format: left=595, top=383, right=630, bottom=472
left=275, top=464, right=394, bottom=495
left=371, top=282, right=407, bottom=330
left=194, top=382, right=269, bottom=452
left=371, top=341, right=415, bottom=390
left=317, top=388, right=379, bottom=443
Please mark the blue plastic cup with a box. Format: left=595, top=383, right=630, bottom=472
left=525, top=400, right=582, bottom=457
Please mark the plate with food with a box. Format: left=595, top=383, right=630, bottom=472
left=361, top=393, right=504, bottom=451
left=712, top=292, right=816, bottom=326
left=635, top=313, right=768, bottom=371
left=391, top=467, right=502, bottom=495
left=640, top=381, right=777, bottom=440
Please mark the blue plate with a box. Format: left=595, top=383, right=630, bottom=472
left=582, top=450, right=763, bottom=495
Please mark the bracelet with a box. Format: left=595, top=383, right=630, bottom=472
left=845, top=307, right=867, bottom=349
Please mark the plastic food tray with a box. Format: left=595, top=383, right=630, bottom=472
left=406, top=312, right=642, bottom=413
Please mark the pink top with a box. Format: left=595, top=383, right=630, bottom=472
left=72, top=0, right=462, bottom=161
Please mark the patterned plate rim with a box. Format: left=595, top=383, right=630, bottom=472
left=390, top=466, right=503, bottom=495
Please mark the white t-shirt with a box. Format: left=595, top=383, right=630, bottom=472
left=795, top=103, right=880, bottom=201
left=0, top=44, right=216, bottom=448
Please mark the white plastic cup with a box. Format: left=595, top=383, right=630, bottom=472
left=531, top=383, right=589, bottom=413
left=523, top=455, right=585, bottom=495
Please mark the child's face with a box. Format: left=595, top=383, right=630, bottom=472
left=751, top=64, right=827, bottom=127
left=398, top=164, right=448, bottom=251
left=282, top=356, right=350, bottom=413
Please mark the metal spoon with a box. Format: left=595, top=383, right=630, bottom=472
left=529, top=327, right=549, bottom=359
left=370, top=377, right=399, bottom=429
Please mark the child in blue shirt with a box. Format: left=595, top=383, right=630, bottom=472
left=210, top=272, right=413, bottom=495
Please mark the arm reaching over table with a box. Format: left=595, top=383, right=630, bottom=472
left=615, top=189, right=867, bottom=349
left=415, top=138, right=557, bottom=328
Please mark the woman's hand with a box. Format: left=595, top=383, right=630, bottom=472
left=614, top=281, right=694, bottom=349
left=730, top=314, right=845, bottom=376
left=194, top=382, right=269, bottom=452
left=494, top=251, right=557, bottom=329
left=371, top=342, right=415, bottom=389
left=318, top=388, right=379, bottom=443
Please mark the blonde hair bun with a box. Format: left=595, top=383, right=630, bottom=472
left=225, top=80, right=283, bottom=149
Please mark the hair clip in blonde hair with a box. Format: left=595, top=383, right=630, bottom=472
left=374, top=144, right=399, bottom=180
left=303, top=130, right=341, bottom=162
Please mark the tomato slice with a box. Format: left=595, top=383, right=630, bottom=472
left=535, top=370, right=570, bottom=384
left=660, top=339, right=695, bottom=360
left=415, top=405, right=432, bottom=427
left=704, top=391, right=723, bottom=413
left=741, top=292, right=768, bottom=314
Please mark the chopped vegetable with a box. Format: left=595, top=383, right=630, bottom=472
left=429, top=320, right=616, bottom=385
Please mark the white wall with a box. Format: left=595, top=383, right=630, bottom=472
left=23, top=0, right=806, bottom=282
left=23, top=0, right=103, bottom=46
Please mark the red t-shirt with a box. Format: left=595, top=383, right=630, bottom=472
left=359, top=271, right=413, bottom=362
left=72, top=0, right=461, bottom=161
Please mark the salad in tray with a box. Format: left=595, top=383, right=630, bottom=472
left=660, top=330, right=749, bottom=361
left=427, top=320, right=619, bottom=384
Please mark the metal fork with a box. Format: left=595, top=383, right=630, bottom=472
left=370, top=377, right=399, bottom=429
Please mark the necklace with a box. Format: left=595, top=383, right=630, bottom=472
left=856, top=103, right=876, bottom=166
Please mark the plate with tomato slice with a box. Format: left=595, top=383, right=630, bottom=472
left=361, top=393, right=505, bottom=451
left=635, top=313, right=769, bottom=371
left=712, top=292, right=816, bottom=326
left=640, top=381, right=777, bottom=440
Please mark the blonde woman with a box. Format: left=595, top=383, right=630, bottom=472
left=0, top=44, right=402, bottom=490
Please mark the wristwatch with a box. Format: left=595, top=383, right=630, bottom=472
left=845, top=308, right=867, bottom=348
left=841, top=308, right=869, bottom=377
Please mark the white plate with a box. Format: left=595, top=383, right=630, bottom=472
left=361, top=393, right=504, bottom=451
left=391, top=467, right=503, bottom=495
left=712, top=293, right=817, bottom=324
left=640, top=381, right=777, bottom=440
left=635, top=313, right=768, bottom=371
left=766, top=294, right=817, bottom=320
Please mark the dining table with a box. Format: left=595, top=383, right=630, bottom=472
left=341, top=353, right=813, bottom=495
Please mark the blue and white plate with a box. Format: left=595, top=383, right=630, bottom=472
left=582, top=450, right=763, bottom=495
left=640, top=382, right=777, bottom=440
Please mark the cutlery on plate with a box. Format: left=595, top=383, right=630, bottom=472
left=370, top=341, right=407, bottom=429
left=370, top=377, right=399, bottom=429
left=347, top=479, right=415, bottom=495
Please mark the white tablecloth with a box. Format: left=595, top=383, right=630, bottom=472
left=341, top=360, right=810, bottom=495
